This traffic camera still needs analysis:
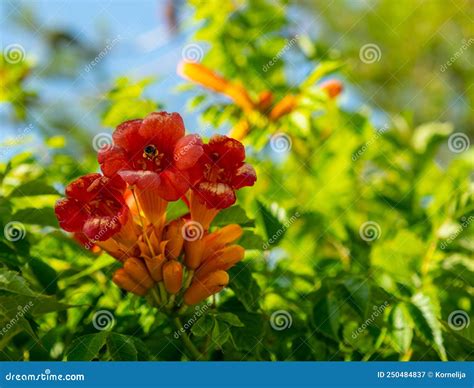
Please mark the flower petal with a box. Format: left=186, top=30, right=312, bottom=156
left=65, top=173, right=102, bottom=202
left=194, top=181, right=236, bottom=209
left=206, top=135, right=245, bottom=169
left=139, top=112, right=185, bottom=156
left=231, top=163, right=257, bottom=189
left=118, top=170, right=161, bottom=191
left=98, top=145, right=131, bottom=177
left=173, top=134, right=204, bottom=170
left=155, top=168, right=192, bottom=201
left=82, top=215, right=122, bottom=241
left=54, top=198, right=88, bottom=232
left=112, top=119, right=144, bottom=150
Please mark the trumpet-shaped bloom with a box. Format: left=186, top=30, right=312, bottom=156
left=54, top=173, right=129, bottom=241
left=98, top=112, right=203, bottom=201
left=192, top=135, right=256, bottom=209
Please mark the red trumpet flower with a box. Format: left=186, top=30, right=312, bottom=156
left=98, top=112, right=203, bottom=202
left=54, top=173, right=130, bottom=242
left=192, top=135, right=256, bottom=210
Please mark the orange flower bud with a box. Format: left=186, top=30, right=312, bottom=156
left=195, top=245, right=245, bottom=281
left=178, top=61, right=229, bottom=93
left=163, top=261, right=183, bottom=294
left=202, top=224, right=243, bottom=260
left=164, top=219, right=185, bottom=259
left=257, top=90, right=273, bottom=112
left=112, top=268, right=148, bottom=296
left=184, top=239, right=204, bottom=269
left=124, top=257, right=154, bottom=289
left=224, top=84, right=254, bottom=112
left=269, top=94, right=299, bottom=121
left=183, top=270, right=229, bottom=305
left=143, top=254, right=165, bottom=282
left=229, top=119, right=250, bottom=141
left=319, top=79, right=343, bottom=99
left=177, top=61, right=254, bottom=112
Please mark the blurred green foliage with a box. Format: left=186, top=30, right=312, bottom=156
left=0, top=0, right=472, bottom=361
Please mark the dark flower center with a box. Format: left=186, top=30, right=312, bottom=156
left=143, top=144, right=158, bottom=159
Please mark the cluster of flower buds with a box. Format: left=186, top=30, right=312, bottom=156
left=177, top=61, right=343, bottom=140
left=55, top=112, right=256, bottom=310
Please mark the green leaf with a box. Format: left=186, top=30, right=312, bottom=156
left=67, top=332, right=108, bottom=361
left=27, top=257, right=58, bottom=295
left=237, top=230, right=265, bottom=250
left=8, top=180, right=59, bottom=197
left=213, top=205, right=254, bottom=227
left=389, top=303, right=413, bottom=355
left=106, top=333, right=138, bottom=361
left=216, top=312, right=245, bottom=327
left=256, top=200, right=285, bottom=245
left=343, top=279, right=369, bottom=318
left=191, top=314, right=214, bottom=337
left=12, top=207, right=58, bottom=227
left=407, top=293, right=447, bottom=361
left=0, top=295, right=68, bottom=317
left=300, top=61, right=343, bottom=89
left=166, top=200, right=189, bottom=222
left=312, top=291, right=340, bottom=341
left=0, top=268, right=35, bottom=296
left=211, top=320, right=231, bottom=349
left=229, top=262, right=261, bottom=312
left=230, top=312, right=265, bottom=351
left=412, top=122, right=452, bottom=153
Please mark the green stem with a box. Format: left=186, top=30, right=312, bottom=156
left=167, top=294, right=176, bottom=309
left=183, top=269, right=194, bottom=290
left=173, top=317, right=202, bottom=360
left=158, top=282, right=168, bottom=304
left=150, top=287, right=161, bottom=306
